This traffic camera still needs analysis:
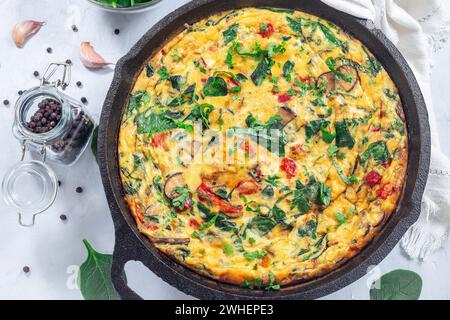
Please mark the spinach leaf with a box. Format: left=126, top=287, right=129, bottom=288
left=169, top=75, right=185, bottom=90
left=248, top=216, right=277, bottom=236
left=79, top=240, right=121, bottom=300
left=157, top=67, right=170, bottom=80
left=318, top=22, right=341, bottom=47
left=333, top=212, right=348, bottom=226
left=370, top=270, right=422, bottom=300
left=223, top=23, right=239, bottom=44
left=251, top=57, right=273, bottom=86
left=283, top=60, right=295, bottom=82
left=233, top=127, right=287, bottom=157
left=305, top=119, right=329, bottom=141
left=291, top=177, right=320, bottom=214
left=203, top=77, right=228, bottom=96
left=318, top=183, right=331, bottom=206
left=261, top=185, right=274, bottom=198
left=185, top=103, right=214, bottom=129
left=335, top=120, right=355, bottom=149
left=299, top=235, right=328, bottom=261
left=325, top=57, right=352, bottom=83
left=272, top=205, right=286, bottom=222
left=267, top=271, right=280, bottom=291
left=286, top=16, right=303, bottom=37
left=215, top=213, right=237, bottom=232
left=328, top=146, right=357, bottom=184
left=146, top=64, right=154, bottom=77
left=243, top=251, right=267, bottom=260
left=137, top=110, right=192, bottom=136
left=246, top=113, right=282, bottom=130
left=297, top=220, right=317, bottom=239
left=168, top=84, right=196, bottom=107
left=127, top=91, right=150, bottom=114
left=361, top=141, right=391, bottom=166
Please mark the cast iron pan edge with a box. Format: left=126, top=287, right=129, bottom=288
left=98, top=0, right=431, bottom=300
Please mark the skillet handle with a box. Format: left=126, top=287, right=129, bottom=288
left=111, top=222, right=145, bottom=300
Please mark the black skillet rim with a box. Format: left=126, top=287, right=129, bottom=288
left=98, top=0, right=431, bottom=300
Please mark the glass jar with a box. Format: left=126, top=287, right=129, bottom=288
left=2, top=63, right=95, bottom=226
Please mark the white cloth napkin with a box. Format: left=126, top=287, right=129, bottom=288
left=321, top=0, right=450, bottom=259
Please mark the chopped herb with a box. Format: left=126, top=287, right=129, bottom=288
left=283, top=60, right=295, bottom=82
left=361, top=141, right=391, bottom=166
left=333, top=212, right=348, bottom=226
left=298, top=220, right=317, bottom=239
left=334, top=120, right=355, bottom=149
left=157, top=67, right=170, bottom=80
left=223, top=23, right=239, bottom=44
left=203, top=77, right=228, bottom=96
left=244, top=251, right=267, bottom=260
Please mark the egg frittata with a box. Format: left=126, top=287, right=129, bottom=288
left=118, top=8, right=408, bottom=289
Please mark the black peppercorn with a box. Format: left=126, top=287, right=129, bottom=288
left=76, top=187, right=83, bottom=193
left=58, top=180, right=62, bottom=186
left=114, top=28, right=120, bottom=35
left=46, top=47, right=53, bottom=54
left=18, top=90, right=23, bottom=95
left=71, top=25, right=78, bottom=32
left=23, top=266, right=30, bottom=273
left=81, top=97, right=88, bottom=104
left=66, top=59, right=72, bottom=65
left=3, top=100, right=9, bottom=106
left=76, top=81, right=83, bottom=88
left=59, top=214, right=67, bottom=221
left=33, top=71, right=39, bottom=78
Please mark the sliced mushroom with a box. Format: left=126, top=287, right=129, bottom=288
left=335, top=65, right=359, bottom=92
left=151, top=237, right=191, bottom=245
left=164, top=173, right=185, bottom=199
left=396, top=101, right=406, bottom=122
left=317, top=72, right=336, bottom=94
left=277, top=106, right=297, bottom=128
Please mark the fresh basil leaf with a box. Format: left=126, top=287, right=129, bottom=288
left=203, top=77, right=228, bottom=96
left=305, top=119, right=329, bottom=141
left=335, top=120, right=355, bottom=149
left=127, top=91, right=150, bottom=114
left=370, top=270, right=422, bottom=300
left=223, top=23, right=239, bottom=44
left=79, top=240, right=122, bottom=300
left=185, top=103, right=214, bottom=129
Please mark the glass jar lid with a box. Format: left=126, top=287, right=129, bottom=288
left=2, top=160, right=58, bottom=226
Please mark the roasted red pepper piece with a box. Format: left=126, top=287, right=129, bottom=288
left=189, top=219, right=201, bottom=229
left=259, top=23, right=275, bottom=38
left=277, top=93, right=292, bottom=103
left=196, top=182, right=243, bottom=215
left=280, top=157, right=297, bottom=179
left=365, top=171, right=382, bottom=187
left=236, top=179, right=260, bottom=195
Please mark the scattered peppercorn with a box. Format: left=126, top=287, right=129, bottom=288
left=81, top=97, right=88, bottom=104
left=71, top=25, right=78, bottom=32
left=59, top=214, right=67, bottom=221
left=76, top=81, right=83, bottom=88
left=3, top=100, right=9, bottom=106
left=23, top=266, right=30, bottom=273
left=114, top=28, right=120, bottom=35
left=18, top=90, right=24, bottom=95
left=33, top=71, right=39, bottom=78
left=76, top=187, right=83, bottom=193
left=66, top=59, right=72, bottom=65
left=46, top=47, right=53, bottom=54
left=58, top=180, right=62, bottom=186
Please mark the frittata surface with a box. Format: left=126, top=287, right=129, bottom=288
left=118, top=8, right=408, bottom=288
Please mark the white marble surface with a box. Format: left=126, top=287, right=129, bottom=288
left=0, top=0, right=449, bottom=300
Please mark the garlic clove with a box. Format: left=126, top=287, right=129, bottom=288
left=12, top=20, right=45, bottom=48
left=79, top=42, right=111, bottom=69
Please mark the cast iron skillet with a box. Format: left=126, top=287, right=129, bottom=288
left=98, top=0, right=431, bottom=300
